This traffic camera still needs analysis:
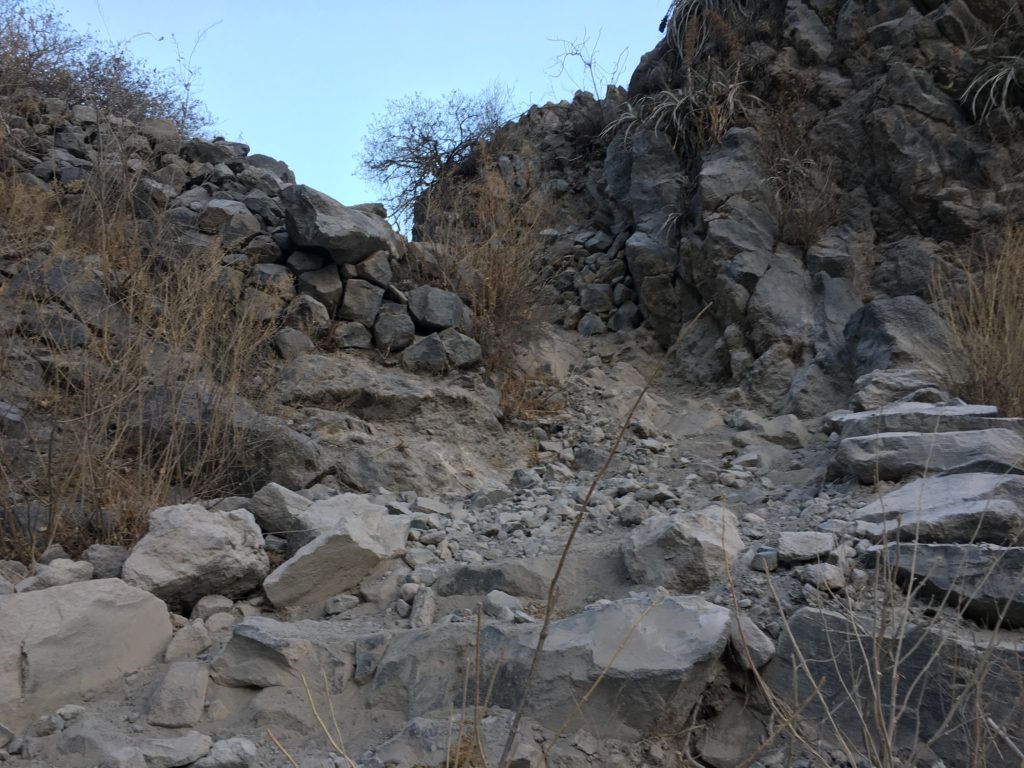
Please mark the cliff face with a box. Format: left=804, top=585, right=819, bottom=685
left=435, top=0, right=1024, bottom=415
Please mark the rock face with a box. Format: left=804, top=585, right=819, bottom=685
left=122, top=504, right=269, bottom=612
left=279, top=184, right=397, bottom=264
left=263, top=512, right=410, bottom=608
left=0, top=579, right=171, bottom=726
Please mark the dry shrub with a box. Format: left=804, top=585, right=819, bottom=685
left=0, top=156, right=274, bottom=561
left=415, top=145, right=555, bottom=414
left=935, top=226, right=1024, bottom=417
left=0, top=0, right=211, bottom=134
left=756, top=107, right=839, bottom=249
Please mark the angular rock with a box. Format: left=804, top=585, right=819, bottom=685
left=147, top=662, right=209, bottom=728
left=777, top=531, right=835, bottom=564
left=193, top=738, right=257, bottom=768
left=122, top=504, right=269, bottom=612
left=355, top=250, right=393, bottom=288
left=139, top=731, right=212, bottom=768
left=280, top=184, right=397, bottom=264
left=165, top=619, right=212, bottom=662
left=371, top=594, right=732, bottom=739
left=407, top=285, right=472, bottom=333
left=0, top=579, right=171, bottom=726
left=438, top=327, right=482, bottom=368
left=81, top=544, right=129, bottom=579
left=295, top=265, right=343, bottom=313
left=401, top=333, right=448, bottom=374
left=338, top=278, right=384, bottom=326
left=272, top=327, right=313, bottom=360
left=729, top=614, right=776, bottom=670
left=622, top=505, right=742, bottom=592
left=851, top=368, right=948, bottom=411
left=373, top=303, right=416, bottom=351
left=245, top=482, right=312, bottom=539
left=263, top=513, right=410, bottom=608
left=881, top=543, right=1024, bottom=628
left=763, top=607, right=1023, bottom=763
left=281, top=294, right=332, bottom=338
left=852, top=472, right=1024, bottom=545
left=211, top=616, right=356, bottom=688
left=332, top=320, right=373, bottom=349
left=833, top=429, right=1024, bottom=483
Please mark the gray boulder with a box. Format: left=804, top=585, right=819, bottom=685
left=122, top=504, right=269, bottom=612
left=374, top=303, right=416, bottom=351
left=826, top=402, right=1020, bottom=439
left=333, top=320, right=373, bottom=349
left=438, top=327, right=482, bottom=368
left=147, top=662, right=209, bottom=727
left=280, top=184, right=397, bottom=264
left=14, top=559, right=93, bottom=592
left=833, top=428, right=1024, bottom=483
left=407, top=285, right=473, bottom=333
left=371, top=594, right=732, bottom=739
left=81, top=544, right=129, bottom=579
left=0, top=579, right=171, bottom=727
left=622, top=505, right=742, bottom=592
left=338, top=278, right=385, bottom=326
left=401, top=334, right=448, bottom=374
left=263, top=512, right=410, bottom=608
left=295, top=265, right=344, bottom=313
left=881, top=542, right=1024, bottom=628
left=852, top=473, right=1024, bottom=545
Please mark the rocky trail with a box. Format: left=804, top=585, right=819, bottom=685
left=3, top=0, right=1024, bottom=764
left=3, top=319, right=1022, bottom=767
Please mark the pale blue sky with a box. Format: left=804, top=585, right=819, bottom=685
left=60, top=1, right=668, bottom=206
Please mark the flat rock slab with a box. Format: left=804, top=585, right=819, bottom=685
left=852, top=472, right=1024, bottom=545
left=147, top=662, right=209, bottom=727
left=881, top=543, right=1024, bottom=628
left=0, top=579, right=171, bottom=726
left=777, top=531, right=835, bottom=564
left=826, top=403, right=1021, bottom=439
left=832, top=429, right=1024, bottom=483
left=371, top=594, right=732, bottom=740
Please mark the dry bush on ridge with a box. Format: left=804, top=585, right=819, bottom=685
left=411, top=144, right=556, bottom=416
left=0, top=0, right=212, bottom=135
left=0, top=155, right=276, bottom=562
left=934, top=226, right=1024, bottom=417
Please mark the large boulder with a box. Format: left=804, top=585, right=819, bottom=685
left=881, top=543, right=1024, bottom=628
left=852, top=472, right=1024, bottom=545
left=832, top=428, right=1024, bottom=483
left=622, top=505, right=743, bottom=592
left=407, top=285, right=473, bottom=333
left=0, top=579, right=171, bottom=726
left=122, top=504, right=269, bottom=612
left=763, top=607, right=1023, bottom=766
left=280, top=184, right=397, bottom=264
left=826, top=402, right=1021, bottom=439
left=371, top=594, right=732, bottom=740
left=263, top=512, right=410, bottom=608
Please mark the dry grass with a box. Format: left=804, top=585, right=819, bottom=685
left=414, top=145, right=554, bottom=417
left=0, top=149, right=275, bottom=562
left=756, top=107, right=839, bottom=250
left=934, top=226, right=1024, bottom=417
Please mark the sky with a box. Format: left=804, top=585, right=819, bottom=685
left=59, top=1, right=669, bottom=207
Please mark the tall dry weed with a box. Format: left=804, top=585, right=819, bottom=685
left=413, top=145, right=554, bottom=414
left=0, top=146, right=274, bottom=561
left=935, top=226, right=1024, bottom=417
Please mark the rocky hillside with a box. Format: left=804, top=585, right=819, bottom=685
left=1, top=2, right=1023, bottom=768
